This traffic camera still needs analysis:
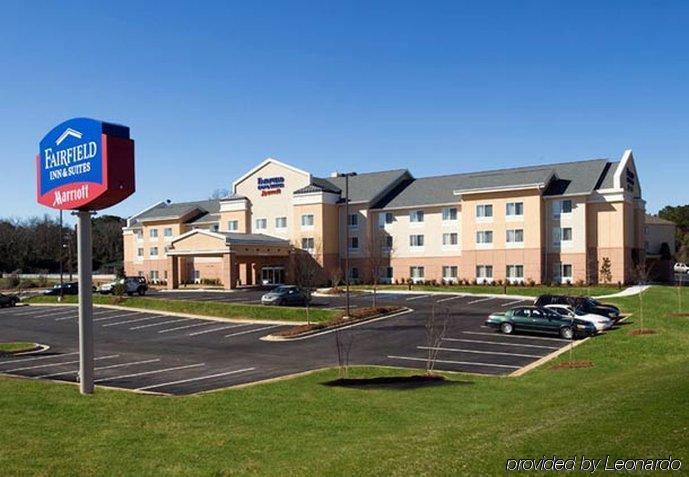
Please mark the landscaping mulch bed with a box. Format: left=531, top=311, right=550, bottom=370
left=322, top=374, right=465, bottom=390
left=668, top=313, right=689, bottom=317
left=551, top=360, right=594, bottom=370
left=273, top=306, right=403, bottom=338
left=628, top=328, right=658, bottom=336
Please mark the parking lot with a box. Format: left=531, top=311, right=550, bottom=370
left=0, top=290, right=580, bottom=395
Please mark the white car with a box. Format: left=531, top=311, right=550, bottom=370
left=544, top=304, right=613, bottom=332
left=674, top=263, right=689, bottom=274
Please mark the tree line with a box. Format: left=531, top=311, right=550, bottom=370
left=658, top=204, right=689, bottom=262
left=0, top=214, right=125, bottom=275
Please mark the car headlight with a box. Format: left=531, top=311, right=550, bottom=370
left=576, top=324, right=587, bottom=329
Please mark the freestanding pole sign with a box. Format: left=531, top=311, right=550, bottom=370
left=37, top=118, right=135, bottom=394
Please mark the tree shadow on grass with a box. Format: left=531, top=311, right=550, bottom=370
left=321, top=375, right=472, bottom=390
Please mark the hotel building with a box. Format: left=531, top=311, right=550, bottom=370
left=123, top=150, right=645, bottom=288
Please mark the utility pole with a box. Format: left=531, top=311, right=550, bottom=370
left=338, top=172, right=357, bottom=319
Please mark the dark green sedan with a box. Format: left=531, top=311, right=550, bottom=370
left=485, top=306, right=596, bottom=339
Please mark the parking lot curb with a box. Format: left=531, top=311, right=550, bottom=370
left=354, top=289, right=535, bottom=300
left=26, top=303, right=307, bottom=326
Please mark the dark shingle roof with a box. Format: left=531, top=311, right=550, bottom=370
left=218, top=232, right=289, bottom=246
left=318, top=169, right=410, bottom=204
left=132, top=199, right=221, bottom=224
left=645, top=215, right=675, bottom=226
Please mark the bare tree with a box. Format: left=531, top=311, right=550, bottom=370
left=334, top=327, right=355, bottom=378
left=633, top=260, right=654, bottom=332
left=209, top=188, right=229, bottom=200
left=290, top=239, right=324, bottom=325
left=586, top=253, right=599, bottom=296
left=424, top=304, right=449, bottom=375
left=599, top=257, right=613, bottom=284
left=363, top=230, right=393, bottom=308
left=330, top=267, right=344, bottom=293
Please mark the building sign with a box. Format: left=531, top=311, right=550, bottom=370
left=37, top=118, right=135, bottom=210
left=257, top=176, right=285, bottom=197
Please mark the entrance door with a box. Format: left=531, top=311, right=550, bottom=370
left=261, top=267, right=285, bottom=285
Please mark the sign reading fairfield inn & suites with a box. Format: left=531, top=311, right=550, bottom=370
left=37, top=117, right=135, bottom=210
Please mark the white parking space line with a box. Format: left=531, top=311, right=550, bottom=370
left=129, top=319, right=188, bottom=330
left=418, top=345, right=542, bottom=359
left=136, top=367, right=256, bottom=391
left=94, top=312, right=141, bottom=322
left=462, top=330, right=570, bottom=342
left=103, top=315, right=165, bottom=327
left=405, top=295, right=430, bottom=301
left=95, top=363, right=205, bottom=383
left=4, top=355, right=119, bottom=373
left=188, top=323, right=251, bottom=336
left=157, top=321, right=213, bottom=334
left=387, top=355, right=521, bottom=369
left=467, top=297, right=495, bottom=305
left=501, top=299, right=529, bottom=307
left=436, top=295, right=465, bottom=303
left=52, top=309, right=116, bottom=321
left=0, top=351, right=79, bottom=365
left=224, top=325, right=279, bottom=338
left=36, top=359, right=162, bottom=379
left=443, top=338, right=560, bottom=350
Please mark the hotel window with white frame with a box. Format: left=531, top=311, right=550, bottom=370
left=135, top=230, right=143, bottom=240
left=476, top=204, right=493, bottom=219
left=379, top=212, right=394, bottom=228
left=553, top=199, right=573, bottom=217
left=560, top=263, right=573, bottom=282
left=476, top=230, right=493, bottom=245
left=442, top=265, right=458, bottom=283
left=301, top=237, right=315, bottom=252
left=476, top=265, right=493, bottom=282
left=410, top=210, right=424, bottom=224
left=506, top=229, right=524, bottom=244
left=380, top=266, right=394, bottom=284
left=150, top=270, right=159, bottom=281
left=301, top=214, right=314, bottom=229
left=349, top=267, right=359, bottom=281
left=136, top=247, right=143, bottom=258
left=227, top=220, right=239, bottom=231
left=149, top=247, right=158, bottom=257
left=348, top=213, right=358, bottom=229
left=410, top=266, right=425, bottom=283
left=442, top=232, right=459, bottom=246
left=211, top=224, right=219, bottom=232
left=275, top=217, right=287, bottom=229
left=506, top=202, right=524, bottom=217
left=442, top=207, right=458, bottom=222
left=554, top=227, right=573, bottom=246
left=506, top=265, right=524, bottom=283
left=149, top=228, right=158, bottom=238
left=255, top=218, right=267, bottom=230
left=348, top=236, right=359, bottom=250
left=384, top=235, right=393, bottom=250
left=163, top=227, right=173, bottom=237
left=409, top=234, right=425, bottom=248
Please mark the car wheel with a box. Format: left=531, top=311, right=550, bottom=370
left=138, top=288, right=145, bottom=296
left=127, top=292, right=133, bottom=297
left=560, top=326, right=574, bottom=340
left=500, top=322, right=514, bottom=334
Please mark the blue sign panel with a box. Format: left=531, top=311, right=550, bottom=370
left=38, top=118, right=104, bottom=196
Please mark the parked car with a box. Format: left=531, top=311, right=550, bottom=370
left=485, top=306, right=596, bottom=339
left=544, top=304, right=613, bottom=332
left=0, top=293, right=20, bottom=307
left=43, top=282, right=80, bottom=296
left=261, top=285, right=308, bottom=306
left=99, top=277, right=148, bottom=296
left=534, top=295, right=620, bottom=320
left=674, top=263, right=689, bottom=274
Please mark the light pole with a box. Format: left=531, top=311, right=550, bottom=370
left=337, top=172, right=357, bottom=319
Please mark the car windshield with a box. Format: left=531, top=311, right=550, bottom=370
left=574, top=308, right=588, bottom=316
left=273, top=286, right=292, bottom=293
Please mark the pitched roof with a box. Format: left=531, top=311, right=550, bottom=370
left=218, top=232, right=290, bottom=246
left=645, top=214, right=675, bottom=226
left=131, top=199, right=221, bottom=224
left=318, top=169, right=410, bottom=203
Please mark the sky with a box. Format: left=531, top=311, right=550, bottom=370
left=1, top=0, right=687, bottom=222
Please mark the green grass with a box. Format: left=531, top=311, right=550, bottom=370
left=0, top=342, right=35, bottom=353
left=3, top=286, right=689, bottom=475
left=26, top=295, right=337, bottom=324
left=351, top=283, right=620, bottom=297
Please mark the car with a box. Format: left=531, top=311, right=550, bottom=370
left=534, top=295, right=620, bottom=320
left=0, top=293, right=20, bottom=307
left=261, top=285, right=308, bottom=306
left=99, top=276, right=148, bottom=296
left=43, top=282, right=80, bottom=296
left=485, top=306, right=596, bottom=339
left=544, top=304, right=613, bottom=332
left=674, top=263, right=689, bottom=274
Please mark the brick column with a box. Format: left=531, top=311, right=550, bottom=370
left=168, top=255, right=179, bottom=289
left=222, top=253, right=238, bottom=290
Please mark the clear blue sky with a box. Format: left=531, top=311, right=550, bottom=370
left=2, top=0, right=687, bottom=222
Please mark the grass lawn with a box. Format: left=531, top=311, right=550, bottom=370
left=26, top=295, right=337, bottom=324
left=0, top=342, right=35, bottom=353
left=351, top=283, right=621, bottom=297
left=3, top=286, right=688, bottom=475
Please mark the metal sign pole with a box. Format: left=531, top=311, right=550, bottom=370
left=76, top=210, right=94, bottom=394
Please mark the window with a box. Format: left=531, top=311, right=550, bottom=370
left=149, top=247, right=158, bottom=257
left=442, top=207, right=458, bottom=221
left=301, top=237, right=315, bottom=252
left=506, top=202, right=524, bottom=217
left=163, top=227, right=173, bottom=237
left=442, top=232, right=459, bottom=246
left=136, top=248, right=143, bottom=257
left=301, top=214, right=314, bottom=229
left=135, top=230, right=143, bottom=240
left=476, top=204, right=493, bottom=219
left=562, top=227, right=573, bottom=242
left=476, top=265, right=493, bottom=281
left=476, top=230, right=493, bottom=244
left=227, top=220, right=239, bottom=231
left=349, top=236, right=359, bottom=250
left=553, top=199, right=573, bottom=217
left=255, top=218, right=267, bottom=230
left=561, top=264, right=573, bottom=280
left=275, top=217, right=287, bottom=229
left=506, top=229, right=524, bottom=244
left=562, top=200, right=572, bottom=214
left=410, top=266, right=425, bottom=283
left=149, top=228, right=158, bottom=238
left=349, top=267, right=359, bottom=280
left=442, top=266, right=458, bottom=282
left=381, top=267, right=394, bottom=283
left=506, top=265, right=524, bottom=283
left=384, top=235, right=393, bottom=249
left=211, top=224, right=219, bottom=232
left=554, top=227, right=573, bottom=245
left=194, top=270, right=201, bottom=283
left=379, top=212, right=394, bottom=227
left=150, top=270, right=159, bottom=281
left=410, top=210, right=424, bottom=223
left=348, top=214, right=358, bottom=228
left=409, top=234, right=425, bottom=248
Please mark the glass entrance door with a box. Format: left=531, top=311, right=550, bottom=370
left=261, top=267, right=285, bottom=285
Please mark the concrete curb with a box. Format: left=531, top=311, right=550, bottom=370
left=354, top=288, right=536, bottom=300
